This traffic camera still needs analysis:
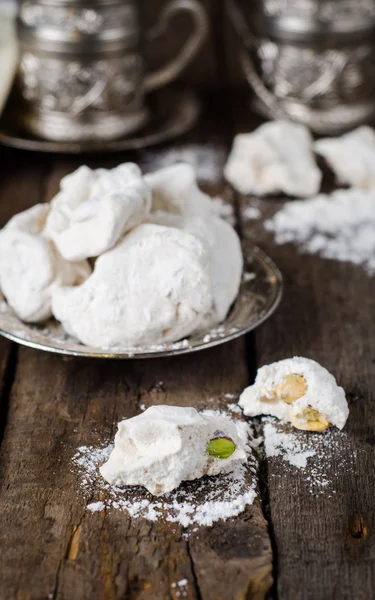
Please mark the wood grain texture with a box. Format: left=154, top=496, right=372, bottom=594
left=0, top=344, right=272, bottom=599
left=0, top=110, right=273, bottom=600
left=232, top=100, right=375, bottom=600
left=0, top=146, right=54, bottom=444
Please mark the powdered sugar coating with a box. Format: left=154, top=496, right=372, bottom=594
left=52, top=224, right=214, bottom=348
left=100, top=405, right=248, bottom=496
left=314, top=126, right=375, bottom=189
left=44, top=163, right=151, bottom=261
left=0, top=204, right=91, bottom=323
left=145, top=163, right=214, bottom=217
left=1, top=160, right=243, bottom=347
left=224, top=120, right=322, bottom=198
left=148, top=212, right=243, bottom=323
left=239, top=357, right=349, bottom=430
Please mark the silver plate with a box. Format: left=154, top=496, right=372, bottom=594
left=0, top=245, right=283, bottom=359
left=0, top=87, right=200, bottom=154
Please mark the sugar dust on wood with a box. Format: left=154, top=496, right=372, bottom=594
left=72, top=415, right=257, bottom=528
left=265, top=188, right=375, bottom=274
left=263, top=418, right=360, bottom=495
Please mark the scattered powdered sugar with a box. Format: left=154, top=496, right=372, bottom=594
left=264, top=421, right=316, bottom=468
left=243, top=272, right=256, bottom=282
left=265, top=188, right=375, bottom=274
left=171, top=579, right=189, bottom=597
left=102, top=338, right=191, bottom=356
left=172, top=579, right=188, bottom=587
left=243, top=206, right=261, bottom=220
left=87, top=501, right=105, bottom=512
left=202, top=325, right=239, bottom=344
left=143, top=144, right=226, bottom=184
left=262, top=418, right=359, bottom=494
left=72, top=414, right=257, bottom=528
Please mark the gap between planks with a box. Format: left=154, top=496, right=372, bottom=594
left=231, top=94, right=375, bottom=600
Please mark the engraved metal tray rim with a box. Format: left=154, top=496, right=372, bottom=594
left=0, top=86, right=201, bottom=154
left=0, top=245, right=283, bottom=359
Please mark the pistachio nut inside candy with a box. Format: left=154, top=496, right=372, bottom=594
left=207, top=430, right=236, bottom=459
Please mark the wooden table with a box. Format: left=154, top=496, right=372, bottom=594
left=0, top=94, right=374, bottom=600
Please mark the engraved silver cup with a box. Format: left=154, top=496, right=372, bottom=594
left=227, top=0, right=375, bottom=134
left=16, top=0, right=209, bottom=141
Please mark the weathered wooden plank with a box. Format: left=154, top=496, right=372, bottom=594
left=0, top=106, right=273, bottom=599
left=0, top=339, right=16, bottom=442
left=0, top=345, right=272, bottom=599
left=0, top=147, right=54, bottom=445
left=233, top=101, right=375, bottom=599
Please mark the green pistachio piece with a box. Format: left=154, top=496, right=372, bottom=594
left=206, top=436, right=236, bottom=459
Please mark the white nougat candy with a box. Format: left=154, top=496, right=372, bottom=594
left=314, top=126, right=375, bottom=189
left=224, top=120, right=322, bottom=198
left=145, top=163, right=214, bottom=217
left=52, top=223, right=214, bottom=348
left=100, top=405, right=248, bottom=496
left=146, top=163, right=243, bottom=325
left=239, top=357, right=349, bottom=431
left=44, top=163, right=151, bottom=260
left=149, top=212, right=243, bottom=323
left=2, top=160, right=244, bottom=346
left=0, top=204, right=91, bottom=323
left=50, top=159, right=245, bottom=349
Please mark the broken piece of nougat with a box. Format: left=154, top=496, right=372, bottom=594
left=239, top=357, right=349, bottom=431
left=100, top=406, right=248, bottom=496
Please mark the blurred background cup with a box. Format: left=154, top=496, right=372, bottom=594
left=227, top=0, right=375, bottom=134
left=16, top=0, right=209, bottom=142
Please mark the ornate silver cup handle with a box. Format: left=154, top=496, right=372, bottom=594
left=143, top=0, right=209, bottom=93
left=226, top=0, right=286, bottom=119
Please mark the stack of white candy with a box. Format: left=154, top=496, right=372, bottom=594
left=0, top=163, right=243, bottom=349
left=224, top=120, right=375, bottom=198
left=225, top=122, right=375, bottom=274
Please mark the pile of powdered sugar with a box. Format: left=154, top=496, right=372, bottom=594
left=265, top=188, right=375, bottom=274
left=72, top=415, right=257, bottom=528
left=262, top=418, right=358, bottom=495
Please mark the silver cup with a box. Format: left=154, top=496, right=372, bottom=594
left=16, top=0, right=209, bottom=141
left=228, top=0, right=375, bottom=134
